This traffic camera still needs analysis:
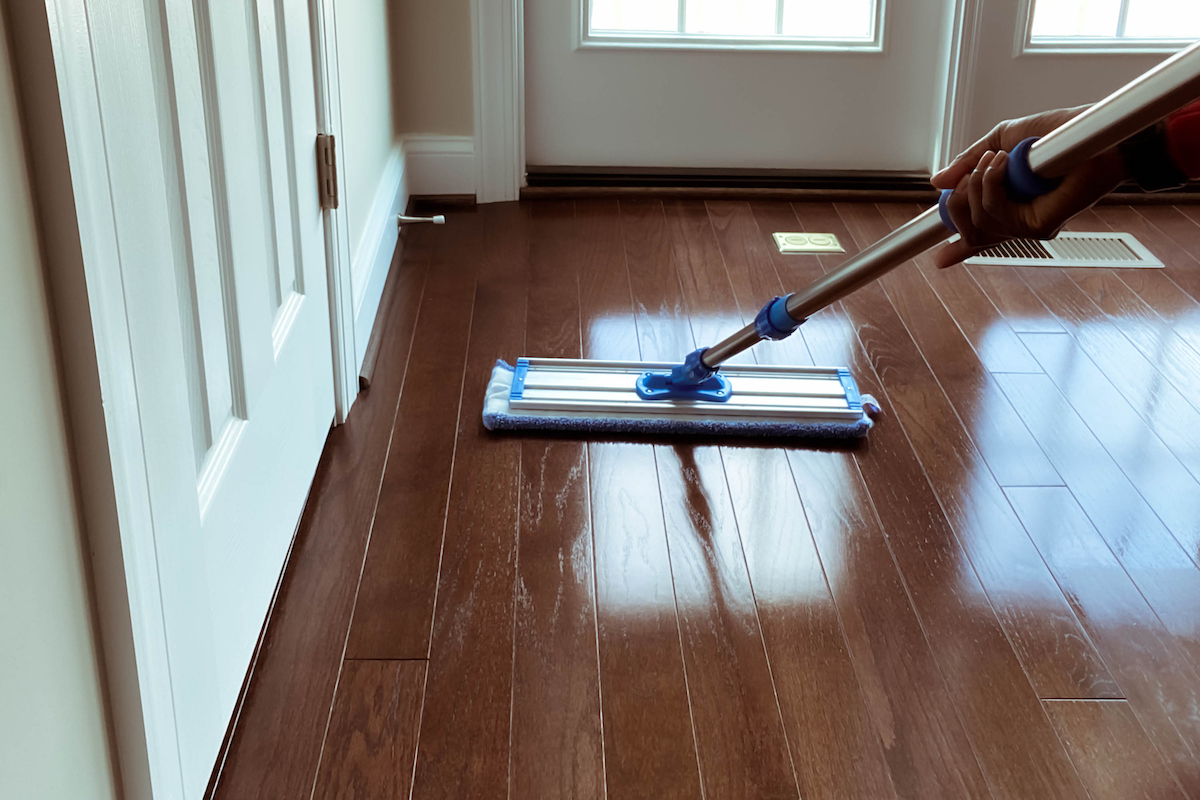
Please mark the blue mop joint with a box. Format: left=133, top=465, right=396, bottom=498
left=634, top=294, right=803, bottom=402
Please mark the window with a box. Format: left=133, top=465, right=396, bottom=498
left=1026, top=0, right=1200, bottom=50
left=583, top=0, right=882, bottom=50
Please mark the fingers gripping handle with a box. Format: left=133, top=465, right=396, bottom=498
left=937, top=137, right=1063, bottom=233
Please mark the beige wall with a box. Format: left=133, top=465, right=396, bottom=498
left=0, top=9, right=119, bottom=800
left=336, top=0, right=399, bottom=261
left=390, top=0, right=474, bottom=136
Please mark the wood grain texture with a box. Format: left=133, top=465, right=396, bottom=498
left=1131, top=205, right=1200, bottom=306
left=220, top=200, right=1200, bottom=800
left=311, top=660, right=426, bottom=800
left=794, top=201, right=1094, bottom=798
left=408, top=204, right=528, bottom=800
left=878, top=203, right=1043, bottom=374
left=1088, top=207, right=1200, bottom=364
left=509, top=201, right=605, bottom=800
left=1043, top=700, right=1187, bottom=800
left=712, top=200, right=990, bottom=800
left=346, top=212, right=484, bottom=659
left=800, top=202, right=1116, bottom=703
left=621, top=199, right=800, bottom=800
left=211, top=238, right=430, bottom=800
left=579, top=199, right=703, bottom=800
left=1004, top=485, right=1200, bottom=793
left=673, top=199, right=899, bottom=800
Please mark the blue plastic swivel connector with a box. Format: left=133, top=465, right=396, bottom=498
left=635, top=347, right=733, bottom=402
left=671, top=347, right=716, bottom=385
left=754, top=295, right=804, bottom=340
left=938, top=136, right=1063, bottom=233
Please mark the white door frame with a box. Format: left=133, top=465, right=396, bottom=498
left=489, top=0, right=986, bottom=181
left=934, top=0, right=985, bottom=171
left=471, top=0, right=525, bottom=202
left=311, top=0, right=357, bottom=422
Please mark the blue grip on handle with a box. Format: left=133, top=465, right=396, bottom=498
left=938, top=136, right=1063, bottom=233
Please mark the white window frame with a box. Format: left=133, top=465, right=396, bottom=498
left=1017, top=0, right=1199, bottom=55
left=575, top=0, right=886, bottom=53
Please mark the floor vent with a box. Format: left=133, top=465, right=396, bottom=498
left=964, top=231, right=1162, bottom=268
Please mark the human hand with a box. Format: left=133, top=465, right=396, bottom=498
left=931, top=106, right=1129, bottom=268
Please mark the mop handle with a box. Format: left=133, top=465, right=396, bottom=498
left=696, top=39, right=1200, bottom=373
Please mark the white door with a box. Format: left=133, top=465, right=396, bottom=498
left=79, top=0, right=333, bottom=794
left=525, top=0, right=949, bottom=171
left=953, top=0, right=1200, bottom=158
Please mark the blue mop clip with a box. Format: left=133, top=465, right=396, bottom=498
left=635, top=295, right=804, bottom=402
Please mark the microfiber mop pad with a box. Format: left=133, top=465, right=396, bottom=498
left=482, top=360, right=879, bottom=440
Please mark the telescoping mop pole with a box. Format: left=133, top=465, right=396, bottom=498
left=661, top=39, right=1200, bottom=392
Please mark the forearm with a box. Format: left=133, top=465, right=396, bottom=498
left=1121, top=98, right=1200, bottom=190
left=1166, top=98, right=1200, bottom=180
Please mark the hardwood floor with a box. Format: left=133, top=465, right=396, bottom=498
left=211, top=199, right=1200, bottom=800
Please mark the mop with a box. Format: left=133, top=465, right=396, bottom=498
left=485, top=40, right=1200, bottom=439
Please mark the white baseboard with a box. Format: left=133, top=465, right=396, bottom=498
left=352, top=144, right=408, bottom=372
left=403, top=135, right=476, bottom=197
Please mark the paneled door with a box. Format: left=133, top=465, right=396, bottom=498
left=953, top=0, right=1200, bottom=159
left=525, top=0, right=950, bottom=172
left=68, top=0, right=335, bottom=794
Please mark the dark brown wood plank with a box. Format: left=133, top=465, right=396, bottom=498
left=719, top=444, right=900, bottom=800
left=1043, top=700, right=1187, bottom=800
left=577, top=198, right=703, bottom=800
left=1008, top=268, right=1200, bottom=560
left=996, top=360, right=1200, bottom=667
left=794, top=200, right=1097, bottom=797
left=878, top=203, right=1043, bottom=374
left=311, top=660, right=426, bottom=800
left=801, top=202, right=1114, bottom=702
left=674, top=199, right=898, bottom=800
left=346, top=212, right=484, bottom=659
left=710, top=200, right=992, bottom=800
left=873, top=202, right=1059, bottom=487
left=212, top=240, right=431, bottom=800
left=1132, top=205, right=1200, bottom=306
left=508, top=201, right=605, bottom=800
left=408, top=203, right=529, bottom=800
left=1004, top=484, right=1200, bottom=792
left=965, top=265, right=1064, bottom=334
left=1081, top=206, right=1200, bottom=359
left=1052, top=215, right=1200, bottom=424
left=620, top=198, right=799, bottom=800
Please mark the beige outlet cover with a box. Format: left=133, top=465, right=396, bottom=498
left=773, top=232, right=845, bottom=254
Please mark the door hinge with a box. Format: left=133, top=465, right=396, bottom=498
left=316, top=133, right=338, bottom=210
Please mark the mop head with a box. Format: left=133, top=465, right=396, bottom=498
left=482, top=360, right=878, bottom=439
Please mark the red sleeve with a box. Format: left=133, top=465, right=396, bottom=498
left=1165, top=98, right=1200, bottom=180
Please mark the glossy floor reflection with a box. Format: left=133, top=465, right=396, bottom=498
left=214, top=199, right=1200, bottom=800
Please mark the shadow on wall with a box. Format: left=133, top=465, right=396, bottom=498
left=387, top=0, right=475, bottom=137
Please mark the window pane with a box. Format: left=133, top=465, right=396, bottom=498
left=591, top=0, right=678, bottom=33
left=686, top=0, right=776, bottom=36
left=1124, top=0, right=1200, bottom=37
left=782, top=0, right=874, bottom=38
left=1031, top=0, right=1122, bottom=37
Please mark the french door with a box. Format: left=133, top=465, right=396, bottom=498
left=525, top=0, right=950, bottom=172
left=953, top=0, right=1200, bottom=159
left=525, top=0, right=1199, bottom=175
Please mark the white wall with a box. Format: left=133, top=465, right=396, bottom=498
left=0, top=9, right=120, bottom=799
left=390, top=0, right=475, bottom=136
left=335, top=0, right=398, bottom=264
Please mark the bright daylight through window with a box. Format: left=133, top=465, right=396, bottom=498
left=588, top=0, right=878, bottom=42
left=1031, top=0, right=1200, bottom=40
